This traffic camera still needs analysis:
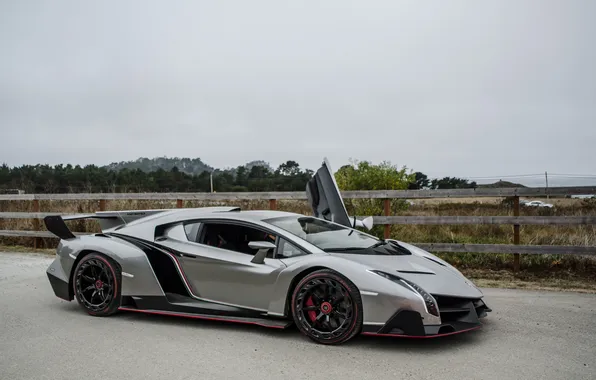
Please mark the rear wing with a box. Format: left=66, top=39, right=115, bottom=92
left=43, top=209, right=170, bottom=240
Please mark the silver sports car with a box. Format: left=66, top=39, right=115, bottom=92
left=44, top=158, right=491, bottom=345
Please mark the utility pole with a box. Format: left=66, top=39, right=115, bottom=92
left=210, top=172, right=214, bottom=193
left=545, top=171, right=549, bottom=200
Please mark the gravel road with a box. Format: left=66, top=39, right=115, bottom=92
left=0, top=251, right=594, bottom=380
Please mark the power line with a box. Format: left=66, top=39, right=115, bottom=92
left=463, top=173, right=596, bottom=180
left=547, top=174, right=596, bottom=178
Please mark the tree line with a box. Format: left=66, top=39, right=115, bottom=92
left=0, top=160, right=477, bottom=193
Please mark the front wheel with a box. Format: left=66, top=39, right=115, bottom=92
left=291, top=269, right=363, bottom=345
left=72, top=252, right=122, bottom=316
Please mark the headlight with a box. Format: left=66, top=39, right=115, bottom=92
left=368, top=270, right=439, bottom=317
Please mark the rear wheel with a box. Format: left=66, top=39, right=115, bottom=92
left=291, top=269, right=363, bottom=345
left=72, top=252, right=122, bottom=316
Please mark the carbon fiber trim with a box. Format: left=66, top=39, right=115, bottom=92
left=47, top=272, right=72, bottom=301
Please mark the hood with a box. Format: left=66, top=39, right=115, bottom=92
left=329, top=251, right=483, bottom=299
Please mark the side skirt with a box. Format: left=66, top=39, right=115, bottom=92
left=119, top=294, right=293, bottom=330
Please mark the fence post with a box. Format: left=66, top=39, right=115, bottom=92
left=99, top=199, right=106, bottom=211
left=384, top=199, right=391, bottom=239
left=269, top=199, right=277, bottom=210
left=176, top=199, right=183, bottom=208
left=513, top=196, right=520, bottom=272
left=32, top=199, right=41, bottom=249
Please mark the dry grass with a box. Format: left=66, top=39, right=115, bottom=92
left=411, top=196, right=583, bottom=207
left=390, top=199, right=596, bottom=276
left=390, top=198, right=596, bottom=246
left=1, top=197, right=595, bottom=278
left=463, top=269, right=596, bottom=293
left=0, top=244, right=56, bottom=255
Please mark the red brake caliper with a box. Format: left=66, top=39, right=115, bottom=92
left=305, top=296, right=316, bottom=321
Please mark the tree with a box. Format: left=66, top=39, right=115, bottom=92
left=248, top=165, right=270, bottom=179
left=408, top=172, right=430, bottom=189
left=334, top=159, right=415, bottom=238
left=276, top=160, right=301, bottom=177
left=430, top=177, right=477, bottom=189
left=335, top=159, right=413, bottom=191
left=235, top=166, right=248, bottom=187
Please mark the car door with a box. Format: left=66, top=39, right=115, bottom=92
left=157, top=220, right=286, bottom=312
left=306, top=157, right=353, bottom=228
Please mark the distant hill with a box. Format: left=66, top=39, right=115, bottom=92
left=477, top=180, right=527, bottom=188
left=104, top=157, right=273, bottom=176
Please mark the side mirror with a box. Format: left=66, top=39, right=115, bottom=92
left=248, top=241, right=276, bottom=250
left=249, top=241, right=276, bottom=264
left=353, top=216, right=374, bottom=230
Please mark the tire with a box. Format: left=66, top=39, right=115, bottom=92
left=72, top=252, right=122, bottom=316
left=291, top=269, right=363, bottom=345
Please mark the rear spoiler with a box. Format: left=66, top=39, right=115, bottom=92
left=43, top=209, right=170, bottom=240
left=43, top=214, right=117, bottom=240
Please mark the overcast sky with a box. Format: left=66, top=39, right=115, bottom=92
left=1, top=0, right=594, bottom=184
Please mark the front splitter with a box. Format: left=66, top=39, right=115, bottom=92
left=361, top=324, right=482, bottom=339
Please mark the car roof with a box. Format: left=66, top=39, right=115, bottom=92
left=165, top=207, right=300, bottom=220
left=227, top=209, right=301, bottom=221
left=116, top=207, right=302, bottom=229
left=104, top=206, right=308, bottom=241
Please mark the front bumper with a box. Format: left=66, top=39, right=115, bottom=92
left=362, top=296, right=491, bottom=338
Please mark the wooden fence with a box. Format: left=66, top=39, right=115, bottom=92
left=1, top=186, right=595, bottom=272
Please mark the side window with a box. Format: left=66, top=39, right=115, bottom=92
left=198, top=222, right=277, bottom=256
left=277, top=238, right=308, bottom=259
left=184, top=222, right=202, bottom=243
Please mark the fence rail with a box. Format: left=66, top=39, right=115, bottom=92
left=1, top=187, right=596, bottom=270
left=412, top=243, right=595, bottom=256
left=2, top=212, right=596, bottom=226
left=0, top=228, right=590, bottom=256
left=370, top=215, right=596, bottom=225
left=0, top=186, right=595, bottom=201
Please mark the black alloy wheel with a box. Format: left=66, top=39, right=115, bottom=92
left=291, top=269, right=363, bottom=345
left=73, top=252, right=122, bottom=316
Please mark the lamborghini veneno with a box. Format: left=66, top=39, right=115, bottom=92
left=44, top=158, right=491, bottom=345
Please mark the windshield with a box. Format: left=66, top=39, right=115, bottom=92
left=265, top=215, right=379, bottom=251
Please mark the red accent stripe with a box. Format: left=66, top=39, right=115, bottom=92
left=118, top=307, right=287, bottom=329
left=168, top=253, right=193, bottom=292
left=146, top=244, right=202, bottom=299
left=361, top=325, right=482, bottom=339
